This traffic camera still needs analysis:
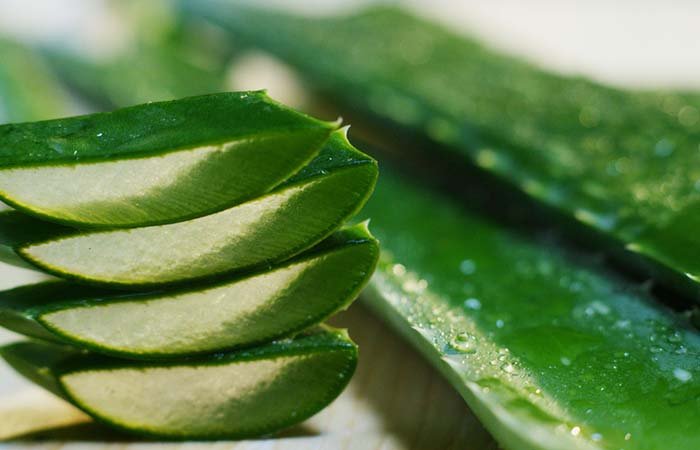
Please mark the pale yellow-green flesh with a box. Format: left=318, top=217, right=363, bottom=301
left=21, top=166, right=369, bottom=286
left=41, top=262, right=306, bottom=354
left=21, top=166, right=372, bottom=285
left=0, top=143, right=228, bottom=218
left=45, top=260, right=329, bottom=357
left=30, top=237, right=377, bottom=357
left=60, top=351, right=348, bottom=437
left=38, top=242, right=371, bottom=355
left=0, top=131, right=322, bottom=227
left=23, top=180, right=305, bottom=282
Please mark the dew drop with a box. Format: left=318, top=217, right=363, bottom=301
left=570, top=426, right=581, bottom=437
left=500, top=363, right=517, bottom=374
left=496, top=319, right=505, bottom=329
left=460, top=259, right=476, bottom=275
left=464, top=298, right=482, bottom=310
left=673, top=368, right=692, bottom=383
left=591, top=433, right=603, bottom=442
left=654, top=139, right=674, bottom=157
left=392, top=264, right=406, bottom=276
left=624, top=433, right=632, bottom=441
left=667, top=331, right=682, bottom=343
left=614, top=319, right=631, bottom=329
left=450, top=332, right=477, bottom=354
left=402, top=279, right=426, bottom=293
left=560, top=357, right=572, bottom=366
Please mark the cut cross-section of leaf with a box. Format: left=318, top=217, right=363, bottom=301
left=0, top=223, right=378, bottom=358
left=0, top=92, right=336, bottom=228
left=1, top=130, right=377, bottom=287
left=0, top=328, right=357, bottom=439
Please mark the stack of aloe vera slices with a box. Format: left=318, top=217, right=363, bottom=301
left=0, top=91, right=379, bottom=438
left=182, top=3, right=700, bottom=450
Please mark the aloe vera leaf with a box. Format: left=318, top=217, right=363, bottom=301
left=0, top=223, right=378, bottom=358
left=0, top=130, right=377, bottom=287
left=190, top=3, right=700, bottom=295
left=0, top=92, right=336, bottom=228
left=0, top=39, right=72, bottom=123
left=43, top=36, right=228, bottom=110
left=0, top=328, right=357, bottom=439
left=41, top=0, right=230, bottom=109
left=353, top=168, right=700, bottom=450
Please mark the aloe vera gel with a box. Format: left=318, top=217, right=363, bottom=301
left=0, top=93, right=379, bottom=438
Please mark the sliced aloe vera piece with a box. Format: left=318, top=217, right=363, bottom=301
left=1, top=328, right=357, bottom=439
left=0, top=92, right=336, bottom=228
left=0, top=223, right=377, bottom=358
left=191, top=3, right=700, bottom=296
left=0, top=130, right=377, bottom=287
left=0, top=38, right=71, bottom=123
left=356, top=169, right=700, bottom=450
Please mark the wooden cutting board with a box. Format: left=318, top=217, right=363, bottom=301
left=0, top=299, right=499, bottom=450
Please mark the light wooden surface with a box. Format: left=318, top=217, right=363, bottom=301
left=0, top=298, right=500, bottom=450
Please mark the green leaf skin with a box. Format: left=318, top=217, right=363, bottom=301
left=357, top=169, right=700, bottom=450
left=189, top=3, right=700, bottom=295
left=0, top=223, right=378, bottom=358
left=0, top=39, right=71, bottom=123
left=0, top=130, right=377, bottom=288
left=0, top=328, right=357, bottom=439
left=0, top=92, right=336, bottom=228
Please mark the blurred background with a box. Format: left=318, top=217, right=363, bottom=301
left=0, top=0, right=699, bottom=447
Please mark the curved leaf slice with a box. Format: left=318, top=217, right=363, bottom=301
left=0, top=91, right=336, bottom=228
left=0, top=328, right=357, bottom=439
left=193, top=3, right=700, bottom=296
left=0, top=223, right=378, bottom=358
left=0, top=130, right=377, bottom=287
left=359, top=170, right=700, bottom=450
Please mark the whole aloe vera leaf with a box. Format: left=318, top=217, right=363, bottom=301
left=0, top=223, right=378, bottom=358
left=0, top=38, right=72, bottom=123
left=0, top=130, right=377, bottom=287
left=0, top=92, right=336, bottom=228
left=0, top=328, right=357, bottom=439
left=188, top=3, right=700, bottom=295
left=354, top=168, right=700, bottom=450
